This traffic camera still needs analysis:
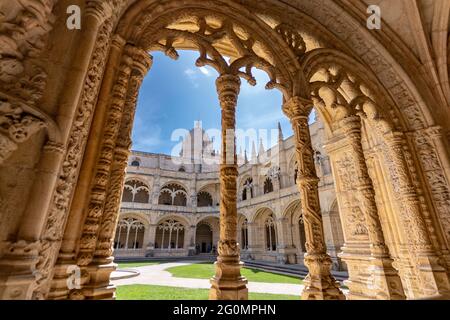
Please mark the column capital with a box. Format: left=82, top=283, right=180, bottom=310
left=216, top=74, right=241, bottom=105
left=282, top=96, right=314, bottom=119
left=111, top=34, right=126, bottom=51
left=123, top=45, right=153, bottom=77
left=43, top=141, right=65, bottom=155
left=86, top=0, right=114, bottom=24
left=383, top=130, right=406, bottom=145
left=340, top=114, right=362, bottom=134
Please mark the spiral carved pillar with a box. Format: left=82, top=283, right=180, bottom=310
left=209, top=74, right=248, bottom=300
left=83, top=47, right=152, bottom=300
left=283, top=96, right=345, bottom=300
left=382, top=131, right=450, bottom=298
left=340, top=115, right=405, bottom=299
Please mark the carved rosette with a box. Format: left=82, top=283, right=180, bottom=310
left=283, top=96, right=344, bottom=300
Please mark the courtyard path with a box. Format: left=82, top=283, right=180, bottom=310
left=111, top=261, right=304, bottom=296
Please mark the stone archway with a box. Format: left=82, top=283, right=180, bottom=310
left=1, top=0, right=449, bottom=302
left=195, top=224, right=212, bottom=254
left=195, top=216, right=219, bottom=255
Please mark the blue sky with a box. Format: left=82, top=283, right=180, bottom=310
left=131, top=50, right=294, bottom=156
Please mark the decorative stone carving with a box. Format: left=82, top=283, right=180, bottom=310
left=382, top=131, right=450, bottom=297
left=95, top=48, right=152, bottom=261
left=340, top=115, right=405, bottom=299
left=76, top=47, right=135, bottom=267
left=0, top=101, right=46, bottom=162
left=0, top=0, right=55, bottom=82
left=209, top=74, right=248, bottom=300
left=283, top=96, right=344, bottom=300
left=32, top=13, right=117, bottom=299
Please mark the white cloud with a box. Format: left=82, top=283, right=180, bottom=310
left=184, top=67, right=214, bottom=88
left=199, top=67, right=212, bottom=76
left=184, top=68, right=196, bottom=77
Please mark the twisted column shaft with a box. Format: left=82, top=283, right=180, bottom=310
left=340, top=115, right=405, bottom=299
left=209, top=74, right=247, bottom=300
left=283, top=97, right=344, bottom=300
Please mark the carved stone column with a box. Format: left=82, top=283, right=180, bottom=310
left=283, top=96, right=344, bottom=300
left=275, top=217, right=297, bottom=264
left=246, top=222, right=260, bottom=258
left=209, top=74, right=248, bottom=300
left=144, top=224, right=158, bottom=256
left=187, top=225, right=196, bottom=256
left=382, top=131, right=450, bottom=298
left=340, top=115, right=405, bottom=299
left=75, top=49, right=134, bottom=271
left=0, top=0, right=115, bottom=301
left=79, top=47, right=152, bottom=300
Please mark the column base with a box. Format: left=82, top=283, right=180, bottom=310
left=209, top=259, right=248, bottom=300
left=301, top=253, right=345, bottom=300
left=415, top=253, right=450, bottom=298
left=76, top=259, right=117, bottom=300
left=365, top=255, right=405, bottom=300
left=0, top=241, right=41, bottom=300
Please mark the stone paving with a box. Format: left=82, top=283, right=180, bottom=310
left=111, top=261, right=304, bottom=296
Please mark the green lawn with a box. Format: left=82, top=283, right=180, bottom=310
left=117, top=261, right=161, bottom=269
left=166, top=262, right=302, bottom=284
left=116, top=284, right=299, bottom=300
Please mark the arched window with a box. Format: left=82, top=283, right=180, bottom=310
left=265, top=214, right=277, bottom=251
left=122, top=180, right=150, bottom=203
left=173, top=192, right=187, bottom=206
left=158, top=183, right=188, bottom=206
left=131, top=160, right=140, bottom=166
left=155, top=219, right=185, bottom=250
left=114, top=218, right=145, bottom=249
left=178, top=166, right=186, bottom=172
left=263, top=177, right=273, bottom=194
left=158, top=190, right=172, bottom=205
left=241, top=219, right=249, bottom=250
left=242, top=178, right=253, bottom=200
left=197, top=191, right=213, bottom=207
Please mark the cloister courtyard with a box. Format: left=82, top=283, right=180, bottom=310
left=113, top=260, right=306, bottom=300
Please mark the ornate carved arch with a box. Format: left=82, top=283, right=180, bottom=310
left=302, top=49, right=405, bottom=133
left=115, top=0, right=307, bottom=98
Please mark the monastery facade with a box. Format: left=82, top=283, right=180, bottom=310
left=115, top=119, right=346, bottom=271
